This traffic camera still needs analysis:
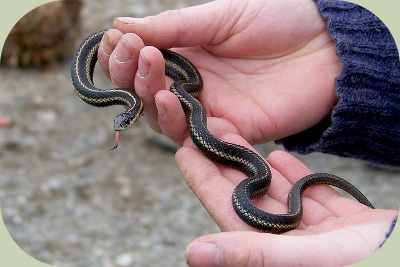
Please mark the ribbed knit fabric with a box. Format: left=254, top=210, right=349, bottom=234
left=276, top=0, right=400, bottom=167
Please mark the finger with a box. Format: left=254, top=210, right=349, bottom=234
left=175, top=146, right=251, bottom=231
left=186, top=218, right=394, bottom=267
left=98, top=29, right=123, bottom=79
left=267, top=150, right=313, bottom=183
left=113, top=1, right=225, bottom=49
left=134, top=46, right=166, bottom=132
left=108, top=33, right=145, bottom=89
left=267, top=150, right=372, bottom=226
left=155, top=90, right=188, bottom=145
left=267, top=150, right=338, bottom=227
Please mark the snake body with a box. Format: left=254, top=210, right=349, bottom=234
left=71, top=30, right=374, bottom=233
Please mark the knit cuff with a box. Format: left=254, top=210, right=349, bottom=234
left=276, top=0, right=400, bottom=166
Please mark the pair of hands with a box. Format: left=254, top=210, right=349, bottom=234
left=97, top=0, right=397, bottom=265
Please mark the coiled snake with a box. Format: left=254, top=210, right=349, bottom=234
left=71, top=30, right=374, bottom=233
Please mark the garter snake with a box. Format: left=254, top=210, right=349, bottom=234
left=71, top=30, right=375, bottom=233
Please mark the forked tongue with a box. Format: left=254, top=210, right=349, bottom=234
left=105, top=130, right=120, bottom=153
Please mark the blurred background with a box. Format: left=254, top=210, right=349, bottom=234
left=0, top=0, right=398, bottom=266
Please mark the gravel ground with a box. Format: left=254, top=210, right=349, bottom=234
left=1, top=0, right=399, bottom=266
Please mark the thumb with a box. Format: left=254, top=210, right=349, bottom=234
left=112, top=1, right=226, bottom=49
left=185, top=232, right=266, bottom=267
left=185, top=220, right=391, bottom=267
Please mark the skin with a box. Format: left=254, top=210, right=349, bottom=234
left=97, top=0, right=398, bottom=265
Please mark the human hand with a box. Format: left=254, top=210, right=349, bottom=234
left=97, top=0, right=342, bottom=145
left=175, top=134, right=398, bottom=266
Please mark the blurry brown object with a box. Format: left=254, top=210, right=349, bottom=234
left=1, top=0, right=82, bottom=67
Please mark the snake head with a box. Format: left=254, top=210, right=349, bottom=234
left=113, top=112, right=139, bottom=132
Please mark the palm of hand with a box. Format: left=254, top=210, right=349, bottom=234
left=172, top=0, right=342, bottom=144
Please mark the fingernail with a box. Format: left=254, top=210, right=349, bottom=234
left=138, top=49, right=150, bottom=78
left=186, top=243, right=220, bottom=267
left=101, top=33, right=113, bottom=56
left=115, top=17, right=145, bottom=24
left=116, top=36, right=134, bottom=63
left=155, top=94, right=167, bottom=117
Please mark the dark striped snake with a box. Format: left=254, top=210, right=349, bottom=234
left=71, top=30, right=374, bottom=233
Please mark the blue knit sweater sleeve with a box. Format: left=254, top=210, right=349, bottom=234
left=276, top=0, right=400, bottom=167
